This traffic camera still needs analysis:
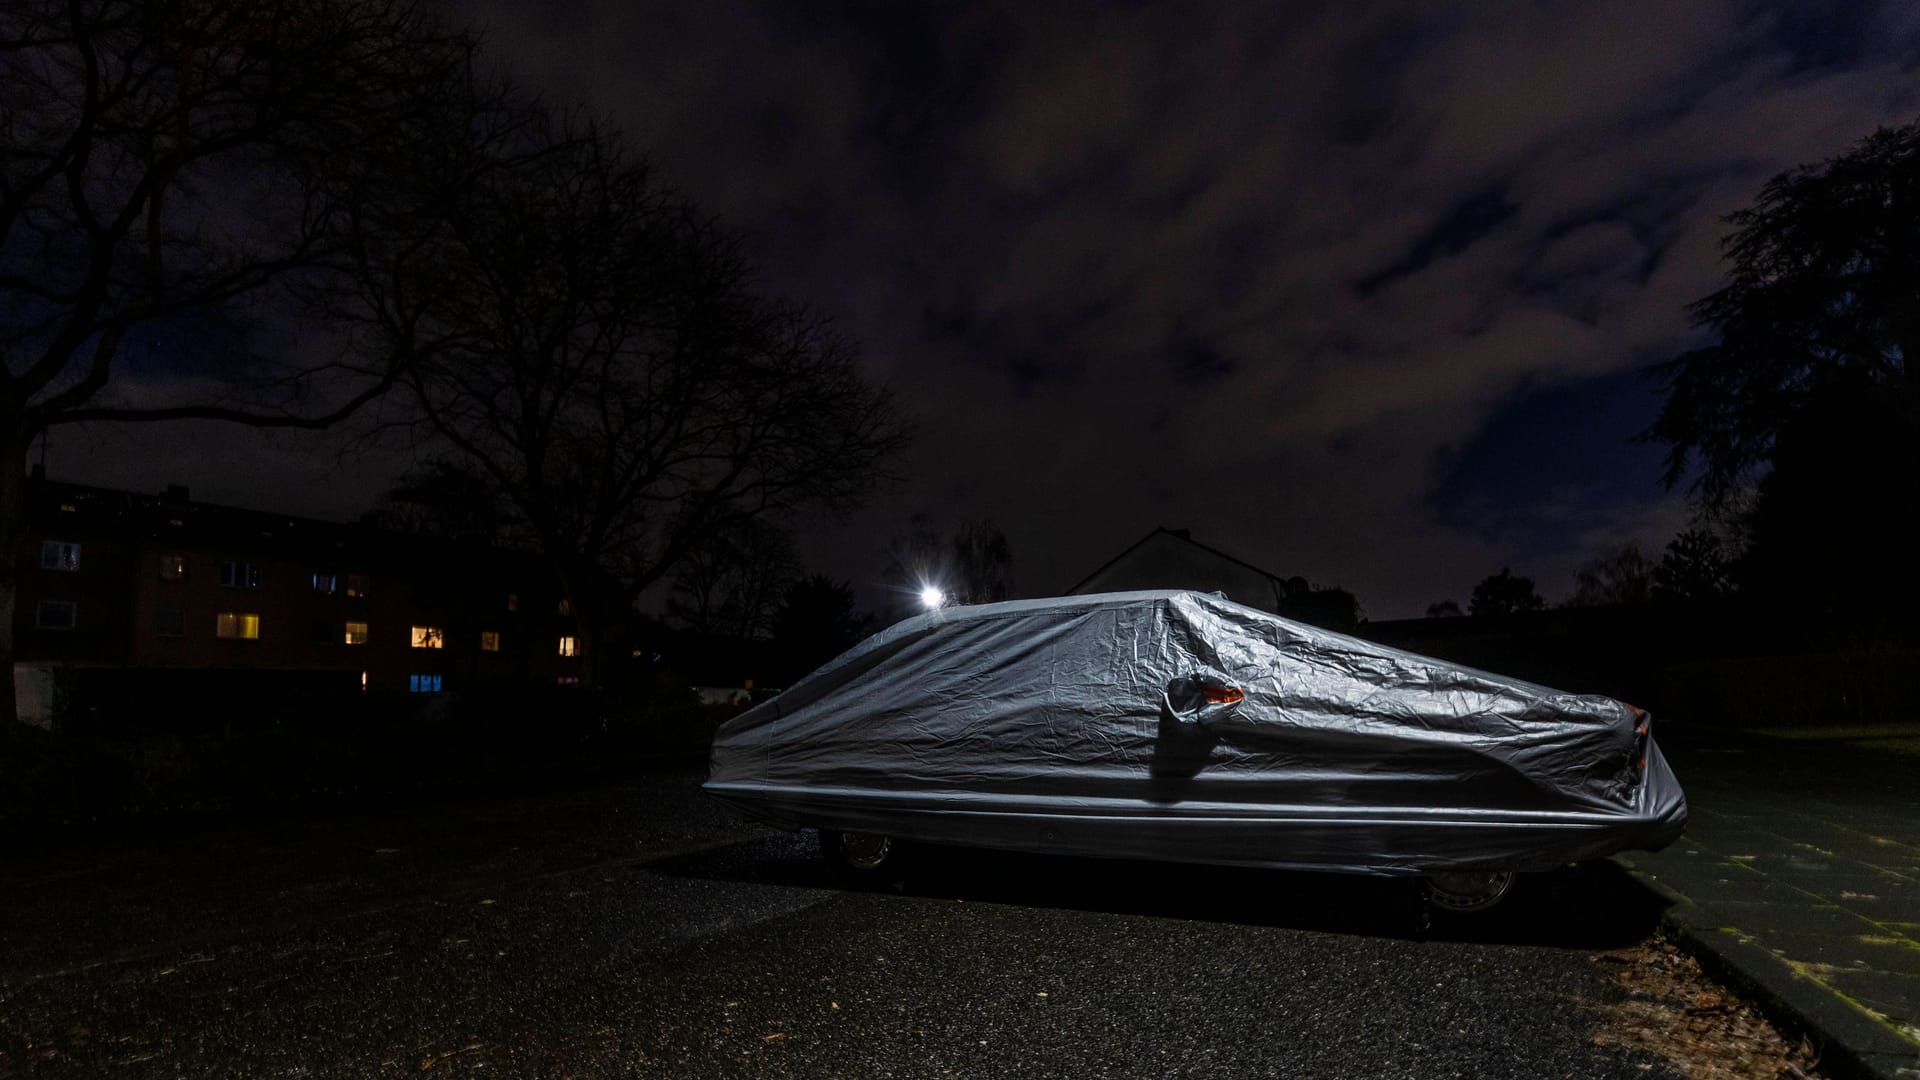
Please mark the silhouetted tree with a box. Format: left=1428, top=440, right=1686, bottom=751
left=1566, top=545, right=1655, bottom=607
left=1278, top=582, right=1363, bottom=629
left=360, top=460, right=508, bottom=545
left=1469, top=568, right=1545, bottom=618
left=667, top=520, right=801, bottom=640
left=1738, top=382, right=1920, bottom=622
left=770, top=575, right=869, bottom=680
left=1653, top=529, right=1734, bottom=604
left=1426, top=600, right=1464, bottom=618
left=881, top=515, right=943, bottom=602
left=1648, top=121, right=1920, bottom=511
left=951, top=520, right=1015, bottom=604
left=1647, top=121, right=1920, bottom=626
left=881, top=515, right=1013, bottom=618
left=339, top=107, right=907, bottom=683
left=0, top=0, right=479, bottom=724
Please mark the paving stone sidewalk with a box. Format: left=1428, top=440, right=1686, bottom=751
left=1615, top=727, right=1920, bottom=1080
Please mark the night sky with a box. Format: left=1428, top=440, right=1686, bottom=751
left=51, top=1, right=1920, bottom=618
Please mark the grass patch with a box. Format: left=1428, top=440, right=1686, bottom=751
left=1845, top=736, right=1920, bottom=758
left=1745, top=723, right=1920, bottom=741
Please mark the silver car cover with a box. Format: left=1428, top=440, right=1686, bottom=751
left=706, top=590, right=1687, bottom=875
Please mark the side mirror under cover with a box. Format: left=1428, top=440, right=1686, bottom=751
left=1162, top=674, right=1244, bottom=727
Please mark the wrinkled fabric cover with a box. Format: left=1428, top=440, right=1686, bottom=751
left=706, top=590, right=1687, bottom=875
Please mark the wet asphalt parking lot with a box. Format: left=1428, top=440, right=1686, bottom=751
left=0, top=773, right=1688, bottom=1078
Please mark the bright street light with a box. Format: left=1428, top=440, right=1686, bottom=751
left=919, top=585, right=946, bottom=610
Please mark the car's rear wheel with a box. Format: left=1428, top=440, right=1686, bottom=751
left=820, top=829, right=905, bottom=880
left=1424, top=870, right=1516, bottom=913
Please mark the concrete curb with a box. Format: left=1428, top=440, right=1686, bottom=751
left=1620, top=868, right=1920, bottom=1080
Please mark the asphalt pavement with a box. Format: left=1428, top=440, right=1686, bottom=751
left=0, top=775, right=1694, bottom=1079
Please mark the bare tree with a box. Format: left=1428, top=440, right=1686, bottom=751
left=667, top=519, right=801, bottom=640
left=0, top=0, right=478, bottom=724
left=770, top=573, right=870, bottom=680
left=341, top=110, right=907, bottom=682
left=949, top=519, right=1014, bottom=604
left=358, top=459, right=508, bottom=546
left=881, top=514, right=1013, bottom=619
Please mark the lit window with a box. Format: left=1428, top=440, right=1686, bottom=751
left=40, top=541, right=80, bottom=571
left=411, top=625, right=444, bottom=649
left=558, top=598, right=571, bottom=616
left=36, top=600, right=77, bottom=629
left=345, top=573, right=370, bottom=597
left=557, top=636, right=577, bottom=657
left=58, top=502, right=77, bottom=512
left=557, top=676, right=580, bottom=686
left=359, top=671, right=368, bottom=692
left=154, top=609, right=185, bottom=637
left=344, top=621, right=368, bottom=646
left=312, top=572, right=338, bottom=594
left=159, top=554, right=187, bottom=580
left=409, top=673, right=443, bottom=693
left=480, top=631, right=500, bottom=652
left=506, top=592, right=518, bottom=611
left=216, top=613, right=261, bottom=640
left=218, top=561, right=263, bottom=589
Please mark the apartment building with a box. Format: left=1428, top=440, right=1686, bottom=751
left=12, top=471, right=586, bottom=720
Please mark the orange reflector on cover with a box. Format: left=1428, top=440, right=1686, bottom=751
left=1202, top=687, right=1245, bottom=704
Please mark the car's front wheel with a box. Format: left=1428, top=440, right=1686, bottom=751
left=820, top=829, right=906, bottom=880
left=1424, top=870, right=1517, bottom=913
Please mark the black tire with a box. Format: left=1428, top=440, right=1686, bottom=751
left=1424, top=870, right=1518, bottom=914
left=819, top=828, right=907, bottom=882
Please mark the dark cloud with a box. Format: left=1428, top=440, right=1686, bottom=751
left=1427, top=370, right=1677, bottom=548
left=56, top=0, right=1920, bottom=616
left=1356, top=184, right=1521, bottom=297
left=1160, top=327, right=1235, bottom=388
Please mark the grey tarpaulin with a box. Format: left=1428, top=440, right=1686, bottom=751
left=705, top=589, right=1686, bottom=875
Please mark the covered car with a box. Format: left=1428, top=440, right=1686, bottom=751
left=705, top=590, right=1686, bottom=898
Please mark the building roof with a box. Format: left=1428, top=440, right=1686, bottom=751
left=1067, top=527, right=1292, bottom=611
left=26, top=470, right=536, bottom=571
